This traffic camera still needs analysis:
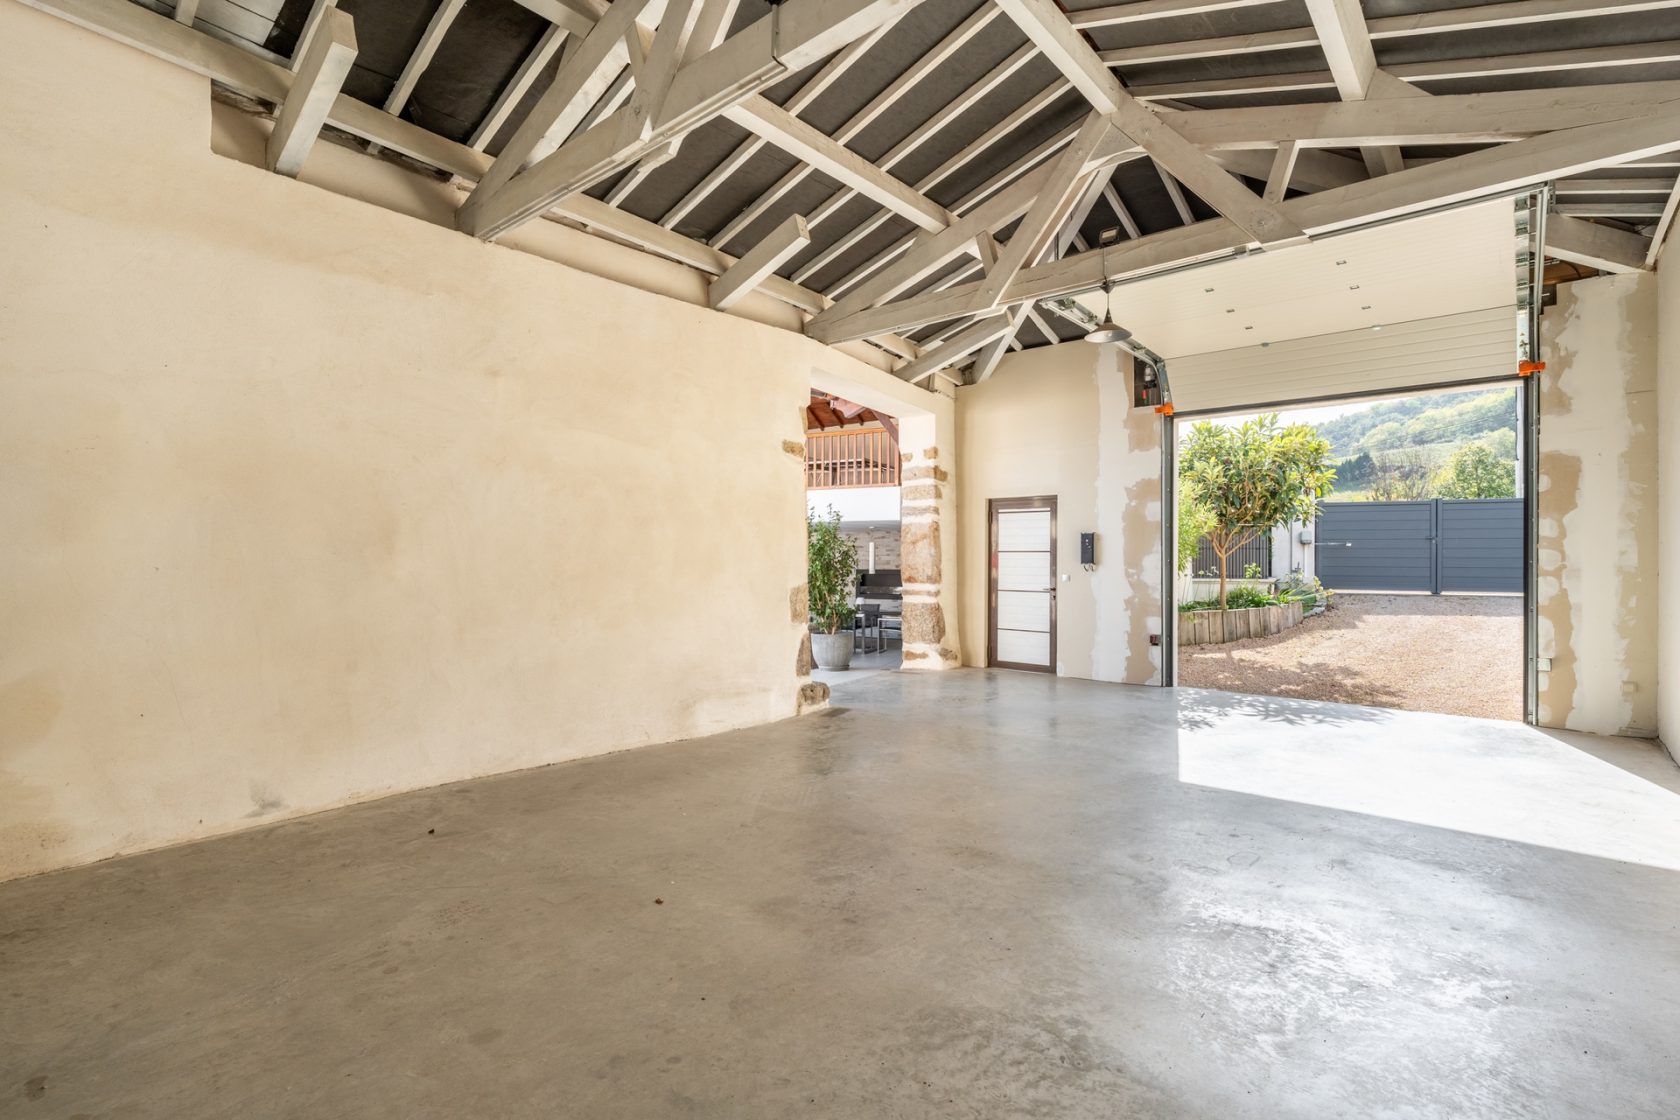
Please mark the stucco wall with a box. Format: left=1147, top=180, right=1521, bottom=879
left=1536, top=272, right=1660, bottom=738
left=1658, top=261, right=1680, bottom=763
left=956, top=343, right=1163, bottom=684
left=0, top=4, right=912, bottom=880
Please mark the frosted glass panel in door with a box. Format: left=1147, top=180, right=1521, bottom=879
left=996, top=550, right=1051, bottom=592
left=996, top=509, right=1051, bottom=552
left=996, top=590, right=1051, bottom=632
left=996, top=629, right=1050, bottom=666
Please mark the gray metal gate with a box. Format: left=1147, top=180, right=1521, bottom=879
left=1316, top=499, right=1522, bottom=593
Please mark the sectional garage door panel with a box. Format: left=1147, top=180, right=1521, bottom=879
left=1168, top=306, right=1520, bottom=414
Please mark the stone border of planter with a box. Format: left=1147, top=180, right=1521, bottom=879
left=1180, top=600, right=1306, bottom=646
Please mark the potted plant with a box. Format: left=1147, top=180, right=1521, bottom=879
left=807, top=507, right=858, bottom=670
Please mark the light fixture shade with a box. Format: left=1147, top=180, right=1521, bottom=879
left=1084, top=315, right=1132, bottom=344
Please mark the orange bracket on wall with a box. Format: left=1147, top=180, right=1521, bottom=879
left=1155, top=402, right=1175, bottom=415
left=1518, top=360, right=1546, bottom=377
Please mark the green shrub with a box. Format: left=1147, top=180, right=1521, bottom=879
left=1276, top=571, right=1332, bottom=610
left=1178, top=586, right=1279, bottom=612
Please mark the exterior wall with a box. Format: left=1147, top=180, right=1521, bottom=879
left=0, top=5, right=916, bottom=880
left=1659, top=259, right=1680, bottom=763
left=1536, top=272, right=1660, bottom=738
left=846, top=527, right=903, bottom=573
left=956, top=344, right=1163, bottom=684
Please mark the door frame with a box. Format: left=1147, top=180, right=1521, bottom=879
left=987, top=495, right=1058, bottom=673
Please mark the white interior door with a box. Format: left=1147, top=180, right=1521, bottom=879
left=991, top=499, right=1056, bottom=671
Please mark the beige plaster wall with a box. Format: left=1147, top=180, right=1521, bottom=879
left=1658, top=260, right=1680, bottom=763
left=1536, top=272, right=1660, bottom=738
left=0, top=4, right=910, bottom=879
left=955, top=343, right=1163, bottom=683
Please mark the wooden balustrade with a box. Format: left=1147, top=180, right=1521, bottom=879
left=805, top=427, right=899, bottom=489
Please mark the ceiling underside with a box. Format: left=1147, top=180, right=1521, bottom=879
left=134, top=0, right=1680, bottom=371
left=1070, top=197, right=1518, bottom=358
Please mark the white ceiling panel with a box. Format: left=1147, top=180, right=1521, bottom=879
left=1072, top=199, right=1519, bottom=360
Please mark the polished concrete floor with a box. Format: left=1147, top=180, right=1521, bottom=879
left=4, top=671, right=1680, bottom=1118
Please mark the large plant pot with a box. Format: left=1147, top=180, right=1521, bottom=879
left=811, top=631, right=854, bottom=670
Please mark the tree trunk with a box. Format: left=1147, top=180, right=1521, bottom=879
left=1216, top=544, right=1230, bottom=609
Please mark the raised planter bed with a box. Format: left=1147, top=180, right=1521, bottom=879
left=1180, top=600, right=1305, bottom=646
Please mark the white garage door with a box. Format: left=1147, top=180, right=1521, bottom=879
left=1167, top=305, right=1520, bottom=415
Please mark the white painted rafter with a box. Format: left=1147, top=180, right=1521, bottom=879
left=995, top=0, right=1304, bottom=248
left=267, top=5, right=356, bottom=177
left=385, top=0, right=466, bottom=118
left=707, top=2, right=1001, bottom=251
left=469, top=23, right=568, bottom=151
left=709, top=213, right=811, bottom=310
left=1544, top=212, right=1652, bottom=273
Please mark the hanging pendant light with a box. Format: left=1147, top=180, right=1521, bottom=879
left=1084, top=280, right=1132, bottom=344
left=1084, top=228, right=1131, bottom=343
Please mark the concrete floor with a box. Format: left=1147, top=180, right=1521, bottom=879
left=4, top=672, right=1680, bottom=1119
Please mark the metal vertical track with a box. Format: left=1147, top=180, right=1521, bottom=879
left=1519, top=189, right=1548, bottom=726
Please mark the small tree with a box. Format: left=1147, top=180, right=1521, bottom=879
left=1434, top=442, right=1516, bottom=499
left=1177, top=477, right=1216, bottom=579
left=1179, top=415, right=1335, bottom=609
left=806, top=507, right=858, bottom=635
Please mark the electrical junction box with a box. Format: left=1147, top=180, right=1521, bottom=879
left=1080, top=533, right=1096, bottom=567
left=1298, top=529, right=1314, bottom=545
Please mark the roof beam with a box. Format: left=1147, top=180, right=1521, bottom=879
left=720, top=98, right=954, bottom=232
left=790, top=62, right=1060, bottom=286
left=458, top=0, right=937, bottom=240
left=708, top=2, right=1000, bottom=251
left=709, top=213, right=811, bottom=310
left=974, top=114, right=1114, bottom=311
left=469, top=0, right=653, bottom=209
left=1394, top=40, right=1680, bottom=84
left=1070, top=0, right=1284, bottom=30
left=289, top=0, right=336, bottom=72
left=1646, top=177, right=1680, bottom=265
left=1302, top=0, right=1375, bottom=100
left=1164, top=83, right=1680, bottom=151
left=1263, top=141, right=1298, bottom=204
left=817, top=118, right=1084, bottom=300
left=469, top=23, right=568, bottom=151
left=385, top=0, right=466, bottom=117
left=659, top=22, right=888, bottom=230
left=994, top=0, right=1123, bottom=114
left=996, top=0, right=1305, bottom=247
left=266, top=6, right=356, bottom=177
left=1544, top=213, right=1653, bottom=273
left=1301, top=0, right=1409, bottom=177
left=173, top=0, right=196, bottom=24
left=812, top=111, right=1680, bottom=343
left=894, top=315, right=1014, bottom=385
left=1100, top=2, right=1680, bottom=68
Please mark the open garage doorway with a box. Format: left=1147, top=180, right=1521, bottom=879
left=1171, top=383, right=1531, bottom=722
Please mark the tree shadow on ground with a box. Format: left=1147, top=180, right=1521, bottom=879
left=1173, top=682, right=1397, bottom=730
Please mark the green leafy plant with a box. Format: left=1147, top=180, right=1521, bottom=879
left=1179, top=586, right=1279, bottom=612
left=1177, top=476, right=1216, bottom=576
left=1243, top=562, right=1263, bottom=580
left=1276, top=570, right=1332, bottom=611
left=1178, top=415, right=1335, bottom=609
left=1434, top=441, right=1516, bottom=499
left=807, top=507, right=858, bottom=635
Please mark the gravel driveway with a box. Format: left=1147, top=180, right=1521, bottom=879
left=1178, top=594, right=1524, bottom=721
